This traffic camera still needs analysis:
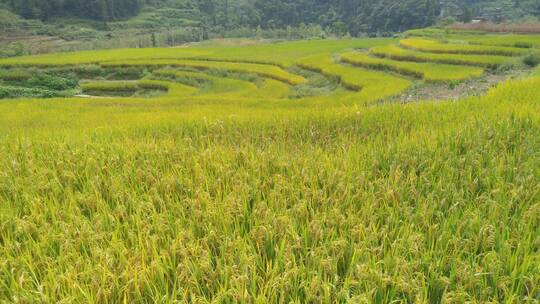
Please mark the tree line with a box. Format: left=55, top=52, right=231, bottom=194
left=4, top=0, right=538, bottom=34
left=5, top=0, right=143, bottom=21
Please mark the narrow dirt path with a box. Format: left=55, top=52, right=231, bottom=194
left=391, top=69, right=531, bottom=103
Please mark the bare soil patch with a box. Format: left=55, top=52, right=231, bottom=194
left=392, top=69, right=530, bottom=103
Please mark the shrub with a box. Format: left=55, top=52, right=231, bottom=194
left=81, top=81, right=139, bottom=92
left=105, top=67, right=145, bottom=80
left=523, top=53, right=540, bottom=67
left=370, top=44, right=509, bottom=69
left=0, top=69, right=32, bottom=82
left=514, top=42, right=533, bottom=49
left=341, top=52, right=484, bottom=82
left=71, top=65, right=106, bottom=78
left=0, top=85, right=62, bottom=98
left=26, top=74, right=79, bottom=91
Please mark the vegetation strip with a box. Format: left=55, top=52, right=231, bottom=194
left=102, top=59, right=306, bottom=85
left=371, top=44, right=511, bottom=68
left=341, top=52, right=484, bottom=82
left=400, top=38, right=528, bottom=56
left=297, top=54, right=412, bottom=103
left=1, top=34, right=540, bottom=303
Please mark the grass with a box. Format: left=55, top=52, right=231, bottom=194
left=102, top=59, right=306, bottom=85
left=400, top=38, right=528, bottom=56
left=188, top=38, right=395, bottom=67
left=81, top=79, right=199, bottom=99
left=81, top=80, right=141, bottom=92
left=371, top=44, right=511, bottom=68
left=523, top=52, right=540, bottom=68
left=0, top=69, right=32, bottom=81
left=451, top=21, right=540, bottom=34
left=153, top=69, right=291, bottom=99
left=297, top=54, right=411, bottom=103
left=152, top=69, right=257, bottom=95
left=0, top=39, right=394, bottom=68
left=341, top=52, right=484, bottom=82
left=251, top=79, right=291, bottom=99
left=0, top=36, right=539, bottom=303
left=0, top=48, right=209, bottom=67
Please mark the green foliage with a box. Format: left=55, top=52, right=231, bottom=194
left=26, top=73, right=79, bottom=91
left=7, top=0, right=141, bottom=21
left=81, top=81, right=140, bottom=92
left=0, top=41, right=28, bottom=58
left=341, top=51, right=484, bottom=82
left=400, top=38, right=527, bottom=56
left=405, top=29, right=540, bottom=49
left=0, top=85, right=62, bottom=98
left=371, top=44, right=510, bottom=68
left=0, top=69, right=79, bottom=98
left=458, top=6, right=473, bottom=23
left=4, top=0, right=442, bottom=36
left=102, top=59, right=307, bottom=85
left=250, top=0, right=440, bottom=34
left=514, top=41, right=533, bottom=49
left=523, top=52, right=540, bottom=67
left=0, top=68, right=32, bottom=81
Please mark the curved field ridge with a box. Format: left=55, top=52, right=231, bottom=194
left=102, top=59, right=306, bottom=85
left=341, top=52, right=484, bottom=82
left=400, top=38, right=527, bottom=56
left=405, top=29, right=540, bottom=48
left=154, top=69, right=291, bottom=99
left=371, top=44, right=510, bottom=68
left=0, top=48, right=210, bottom=67
left=1, top=35, right=540, bottom=303
left=81, top=79, right=199, bottom=98
left=298, top=54, right=412, bottom=103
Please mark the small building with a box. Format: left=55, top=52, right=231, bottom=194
left=471, top=17, right=487, bottom=23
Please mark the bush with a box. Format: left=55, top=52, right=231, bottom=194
left=0, top=69, right=32, bottom=82
left=514, top=42, right=533, bottom=49
left=523, top=53, right=540, bottom=67
left=26, top=74, right=79, bottom=91
left=0, top=85, right=62, bottom=98
left=68, top=65, right=106, bottom=78
left=105, top=67, right=145, bottom=80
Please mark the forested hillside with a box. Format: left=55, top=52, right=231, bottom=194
left=3, top=0, right=143, bottom=20
left=2, top=0, right=440, bottom=33
left=3, top=0, right=540, bottom=34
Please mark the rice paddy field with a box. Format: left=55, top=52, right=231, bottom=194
left=0, top=31, right=539, bottom=303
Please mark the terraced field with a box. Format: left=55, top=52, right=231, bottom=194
left=399, top=38, right=529, bottom=56
left=1, top=34, right=531, bottom=104
left=1, top=33, right=540, bottom=303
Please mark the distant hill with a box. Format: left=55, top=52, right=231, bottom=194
left=3, top=0, right=539, bottom=36
left=441, top=0, right=540, bottom=21
left=2, top=0, right=540, bottom=58
left=1, top=0, right=440, bottom=34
